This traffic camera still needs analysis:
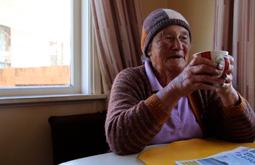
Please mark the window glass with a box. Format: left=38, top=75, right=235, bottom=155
left=0, top=0, right=71, bottom=87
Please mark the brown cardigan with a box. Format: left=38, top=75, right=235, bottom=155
left=105, top=65, right=255, bottom=155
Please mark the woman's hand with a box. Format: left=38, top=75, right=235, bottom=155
left=215, top=55, right=234, bottom=92
left=157, top=54, right=239, bottom=110
left=167, top=55, right=225, bottom=98
left=214, top=55, right=240, bottom=107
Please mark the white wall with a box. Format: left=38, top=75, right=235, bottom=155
left=0, top=99, right=106, bottom=165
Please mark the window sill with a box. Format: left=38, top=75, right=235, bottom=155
left=0, top=94, right=107, bottom=105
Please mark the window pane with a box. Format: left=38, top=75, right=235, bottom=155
left=0, top=0, right=71, bottom=87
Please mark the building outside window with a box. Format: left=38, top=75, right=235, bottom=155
left=0, top=24, right=11, bottom=68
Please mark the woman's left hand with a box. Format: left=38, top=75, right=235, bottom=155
left=215, top=55, right=240, bottom=107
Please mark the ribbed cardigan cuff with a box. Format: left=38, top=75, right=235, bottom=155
left=144, top=94, right=170, bottom=124
left=221, top=95, right=249, bottom=118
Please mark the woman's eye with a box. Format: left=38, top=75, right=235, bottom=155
left=180, top=36, right=187, bottom=40
left=180, top=35, right=188, bottom=41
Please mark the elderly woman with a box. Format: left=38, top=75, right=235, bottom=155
left=105, top=8, right=255, bottom=155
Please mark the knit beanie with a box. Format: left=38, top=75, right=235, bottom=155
left=141, top=8, right=191, bottom=57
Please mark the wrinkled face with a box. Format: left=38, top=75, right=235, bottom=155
left=147, top=25, right=191, bottom=76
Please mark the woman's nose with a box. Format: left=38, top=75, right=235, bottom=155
left=171, top=38, right=183, bottom=50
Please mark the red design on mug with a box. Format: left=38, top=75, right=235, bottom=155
left=200, top=51, right=212, bottom=60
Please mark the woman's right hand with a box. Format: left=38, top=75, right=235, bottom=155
left=168, top=55, right=225, bottom=98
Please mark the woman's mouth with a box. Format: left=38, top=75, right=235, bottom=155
left=168, top=55, right=184, bottom=59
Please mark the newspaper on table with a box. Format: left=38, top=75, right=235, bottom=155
left=175, top=146, right=255, bottom=165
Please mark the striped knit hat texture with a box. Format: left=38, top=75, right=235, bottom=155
left=141, top=8, right=191, bottom=57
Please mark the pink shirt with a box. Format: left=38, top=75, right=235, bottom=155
left=144, top=60, right=203, bottom=144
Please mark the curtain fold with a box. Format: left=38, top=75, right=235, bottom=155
left=213, top=0, right=233, bottom=52
left=90, top=0, right=143, bottom=94
left=232, top=0, right=255, bottom=108
left=214, top=0, right=255, bottom=108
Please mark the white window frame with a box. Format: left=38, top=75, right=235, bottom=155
left=0, top=0, right=91, bottom=97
